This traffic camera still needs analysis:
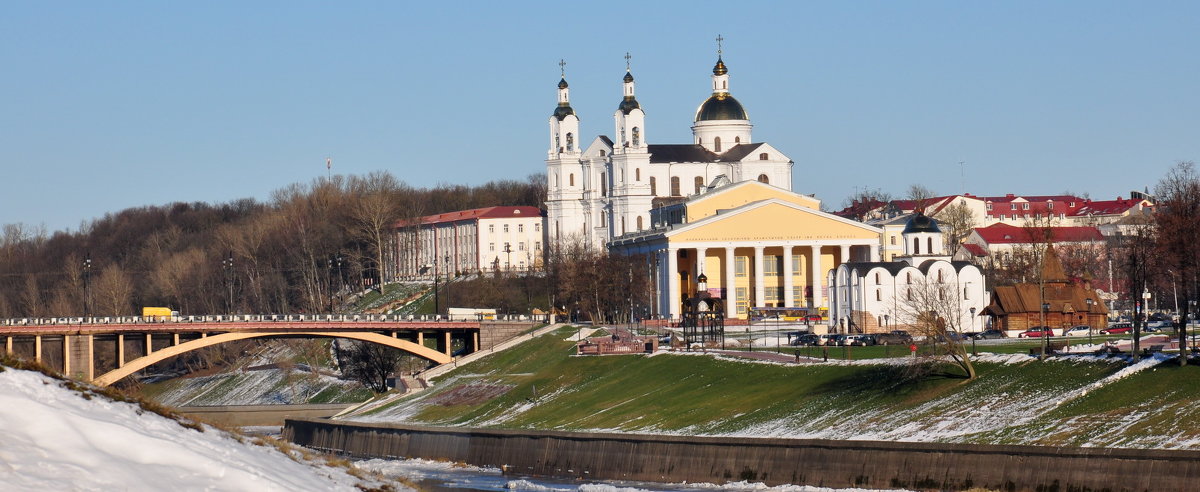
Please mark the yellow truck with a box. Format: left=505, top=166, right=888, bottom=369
left=142, top=307, right=178, bottom=321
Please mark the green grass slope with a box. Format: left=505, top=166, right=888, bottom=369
left=343, top=326, right=1200, bottom=448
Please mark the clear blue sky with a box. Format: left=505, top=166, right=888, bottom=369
left=3, top=1, right=1197, bottom=233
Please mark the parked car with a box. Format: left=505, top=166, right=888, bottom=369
left=791, top=333, right=822, bottom=346
left=848, top=334, right=877, bottom=346
left=1064, top=325, right=1092, bottom=337
left=1145, top=320, right=1171, bottom=331
left=875, top=330, right=913, bottom=345
left=828, top=334, right=850, bottom=346
left=1018, top=326, right=1055, bottom=338
left=1100, top=323, right=1133, bottom=335
left=973, top=329, right=1006, bottom=340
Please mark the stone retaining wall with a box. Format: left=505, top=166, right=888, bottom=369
left=284, top=418, right=1200, bottom=491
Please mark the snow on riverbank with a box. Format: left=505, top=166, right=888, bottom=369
left=0, top=365, right=405, bottom=491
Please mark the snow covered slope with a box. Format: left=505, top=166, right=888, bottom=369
left=0, top=364, right=406, bottom=491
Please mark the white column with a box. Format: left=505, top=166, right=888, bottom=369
left=782, top=245, right=794, bottom=308
left=753, top=246, right=765, bottom=310
left=811, top=245, right=824, bottom=309
left=667, top=247, right=680, bottom=319
left=869, top=241, right=880, bottom=262
left=724, top=247, right=737, bottom=318
left=840, top=244, right=851, bottom=264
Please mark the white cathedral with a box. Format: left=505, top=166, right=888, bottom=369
left=545, top=51, right=795, bottom=250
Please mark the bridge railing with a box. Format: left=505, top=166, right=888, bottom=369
left=1, top=312, right=536, bottom=326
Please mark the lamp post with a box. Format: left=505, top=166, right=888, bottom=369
left=503, top=243, right=512, bottom=271
left=1041, top=302, right=1051, bottom=359
left=223, top=252, right=234, bottom=315
left=83, top=254, right=92, bottom=318
left=1086, top=297, right=1094, bottom=345
left=433, top=261, right=440, bottom=319
left=444, top=254, right=451, bottom=311
left=969, top=306, right=977, bottom=356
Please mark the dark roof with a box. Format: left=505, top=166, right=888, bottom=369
left=598, top=135, right=614, bottom=146
left=618, top=96, right=640, bottom=114
left=717, top=143, right=766, bottom=162
left=647, top=144, right=717, bottom=163
left=695, top=94, right=748, bottom=121
left=843, top=261, right=910, bottom=276
left=552, top=103, right=574, bottom=120
left=903, top=212, right=941, bottom=234
left=558, top=78, right=568, bottom=89
left=646, top=143, right=763, bottom=164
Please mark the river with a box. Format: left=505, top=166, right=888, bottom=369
left=355, top=457, right=909, bottom=492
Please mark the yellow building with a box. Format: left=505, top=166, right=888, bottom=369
left=609, top=180, right=882, bottom=320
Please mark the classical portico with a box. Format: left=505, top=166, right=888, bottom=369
left=610, top=181, right=883, bottom=321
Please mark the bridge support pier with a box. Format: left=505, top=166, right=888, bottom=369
left=473, top=332, right=479, bottom=352
left=118, top=334, right=124, bottom=368
left=417, top=332, right=424, bottom=347
left=65, top=334, right=94, bottom=381
left=145, top=334, right=153, bottom=355
left=443, top=332, right=451, bottom=356
left=35, top=335, right=42, bottom=363
left=5, top=336, right=11, bottom=356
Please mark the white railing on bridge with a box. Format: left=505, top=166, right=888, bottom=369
left=1, top=312, right=536, bottom=326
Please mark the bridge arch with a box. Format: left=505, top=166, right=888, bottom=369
left=92, top=331, right=453, bottom=387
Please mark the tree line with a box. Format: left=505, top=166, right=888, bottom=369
left=0, top=172, right=546, bottom=318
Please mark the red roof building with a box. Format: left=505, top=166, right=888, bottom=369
left=387, top=206, right=547, bottom=280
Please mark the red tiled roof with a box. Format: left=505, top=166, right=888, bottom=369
left=960, top=243, right=988, bottom=257
left=1070, top=198, right=1149, bottom=217
left=396, top=206, right=544, bottom=227
left=972, top=223, right=1103, bottom=244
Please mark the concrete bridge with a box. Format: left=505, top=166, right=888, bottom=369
left=1, top=314, right=538, bottom=386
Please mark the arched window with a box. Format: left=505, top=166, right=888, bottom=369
left=735, top=136, right=741, bottom=144
left=599, top=150, right=606, bottom=157
left=938, top=269, right=944, bottom=282
left=757, top=174, right=769, bottom=184
left=670, top=176, right=681, bottom=196
left=569, top=174, right=574, bottom=187
left=694, top=176, right=704, bottom=194
left=649, top=176, right=657, bottom=195
left=714, top=136, right=722, bottom=152
left=621, top=169, right=625, bottom=183
left=913, top=238, right=920, bottom=255
left=565, top=132, right=574, bottom=151
left=635, top=168, right=641, bottom=181
left=600, top=172, right=606, bottom=197
left=555, top=173, right=560, bottom=187
left=621, top=217, right=626, bottom=235
left=759, top=153, right=769, bottom=160
left=632, top=127, right=640, bottom=146
left=555, top=134, right=560, bottom=151
left=637, top=216, right=643, bottom=230
left=927, top=237, right=934, bottom=253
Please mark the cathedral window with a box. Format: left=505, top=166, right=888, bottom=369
left=694, top=176, right=703, bottom=194
left=632, top=127, right=640, bottom=146
left=714, top=137, right=722, bottom=152
left=601, top=172, right=607, bottom=197
left=759, top=153, right=768, bottom=160
left=555, top=173, right=559, bottom=187
left=912, top=238, right=920, bottom=254
left=555, top=134, right=560, bottom=151
left=757, top=174, right=769, bottom=184
left=621, top=217, right=626, bottom=234
left=600, top=150, right=606, bottom=157
left=649, top=177, right=657, bottom=195
left=670, top=176, right=681, bottom=196
left=928, top=237, right=934, bottom=253
left=635, top=168, right=641, bottom=181
left=566, top=132, right=574, bottom=151
left=569, top=174, right=575, bottom=186
left=735, top=136, right=741, bottom=144
left=636, top=216, right=643, bottom=231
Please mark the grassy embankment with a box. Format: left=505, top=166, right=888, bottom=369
left=348, top=326, right=1200, bottom=448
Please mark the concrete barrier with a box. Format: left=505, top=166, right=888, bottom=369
left=178, top=404, right=354, bottom=427
left=284, top=418, right=1200, bottom=491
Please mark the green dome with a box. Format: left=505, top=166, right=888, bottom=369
left=695, top=94, right=747, bottom=121
left=617, top=96, right=640, bottom=114
left=552, top=103, right=574, bottom=120
left=903, top=212, right=942, bottom=234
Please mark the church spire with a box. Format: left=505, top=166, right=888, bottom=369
left=711, top=34, right=729, bottom=94
left=617, top=52, right=640, bottom=114
left=553, top=59, right=575, bottom=120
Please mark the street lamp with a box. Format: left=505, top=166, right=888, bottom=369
left=1041, top=302, right=1051, bottom=359
left=969, top=307, right=977, bottom=356
left=444, top=255, right=452, bottom=311
left=1085, top=297, right=1094, bottom=345
left=223, top=252, right=234, bottom=315
left=83, top=254, right=92, bottom=319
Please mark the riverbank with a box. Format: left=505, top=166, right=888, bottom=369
left=286, top=418, right=1200, bottom=491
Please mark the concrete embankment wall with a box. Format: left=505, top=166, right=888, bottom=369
left=285, top=418, right=1200, bottom=491
left=178, top=404, right=354, bottom=426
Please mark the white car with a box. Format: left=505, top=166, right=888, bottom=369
left=1064, top=325, right=1092, bottom=337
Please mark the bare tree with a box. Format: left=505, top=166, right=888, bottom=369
left=933, top=201, right=976, bottom=250
left=839, top=187, right=893, bottom=221
left=94, top=264, right=135, bottom=317
left=895, top=277, right=976, bottom=379
left=338, top=340, right=412, bottom=393
left=1154, top=161, right=1200, bottom=366
left=347, top=171, right=405, bottom=288
left=906, top=184, right=936, bottom=211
